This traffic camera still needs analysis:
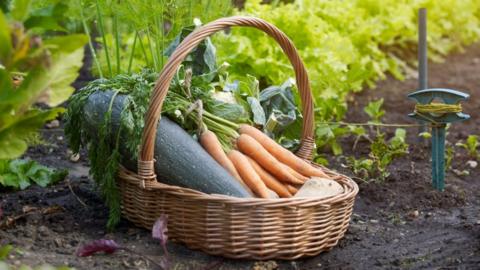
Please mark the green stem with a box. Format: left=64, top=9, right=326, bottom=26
left=113, top=14, right=121, bottom=75
left=80, top=0, right=103, bottom=78
left=137, top=31, right=150, bottom=68
left=146, top=28, right=158, bottom=71
left=154, top=15, right=163, bottom=69
left=108, top=90, right=121, bottom=115
left=127, top=32, right=138, bottom=73
left=189, top=0, right=193, bottom=24
left=96, top=0, right=112, bottom=77
left=161, top=23, right=165, bottom=67
left=203, top=112, right=239, bottom=130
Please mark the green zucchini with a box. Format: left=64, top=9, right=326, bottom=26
left=82, top=90, right=252, bottom=198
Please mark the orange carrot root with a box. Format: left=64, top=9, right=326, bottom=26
left=227, top=150, right=270, bottom=198
left=200, top=130, right=243, bottom=181
left=236, top=134, right=303, bottom=184
left=247, top=157, right=292, bottom=198
left=282, top=164, right=309, bottom=183
left=239, top=124, right=330, bottom=178
left=285, top=184, right=299, bottom=195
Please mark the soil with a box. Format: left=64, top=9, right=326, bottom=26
left=1, top=45, right=480, bottom=269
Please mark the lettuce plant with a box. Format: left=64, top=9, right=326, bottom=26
left=0, top=0, right=87, bottom=160
left=213, top=0, right=480, bottom=153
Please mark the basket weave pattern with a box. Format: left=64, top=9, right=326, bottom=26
left=117, top=16, right=359, bottom=260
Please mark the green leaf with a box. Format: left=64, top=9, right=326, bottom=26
left=43, top=34, right=88, bottom=54
left=0, top=67, right=48, bottom=109
left=364, top=98, right=385, bottom=123
left=38, top=35, right=87, bottom=106
left=0, top=159, right=67, bottom=189
left=0, top=245, right=13, bottom=260
left=164, top=26, right=217, bottom=75
left=209, top=101, right=249, bottom=123
left=44, top=47, right=85, bottom=106
left=419, top=131, right=431, bottom=139
left=247, top=97, right=265, bottom=126
left=390, top=128, right=406, bottom=149
left=0, top=34, right=86, bottom=108
left=10, top=0, right=31, bottom=22
left=0, top=69, right=13, bottom=109
left=0, top=11, right=12, bottom=62
left=0, top=136, right=27, bottom=160
left=24, top=16, right=66, bottom=32
left=0, top=108, right=62, bottom=159
left=30, top=169, right=51, bottom=187
left=466, top=135, right=478, bottom=151
left=331, top=141, right=343, bottom=156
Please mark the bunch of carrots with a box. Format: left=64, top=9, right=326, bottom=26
left=199, top=124, right=330, bottom=198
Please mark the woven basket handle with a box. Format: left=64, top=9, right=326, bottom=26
left=138, top=16, right=315, bottom=181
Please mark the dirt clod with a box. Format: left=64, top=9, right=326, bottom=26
left=408, top=210, right=419, bottom=219
left=252, top=261, right=278, bottom=270
left=69, top=153, right=80, bottom=163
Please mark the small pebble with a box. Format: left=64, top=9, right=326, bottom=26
left=408, top=210, right=419, bottom=219
left=38, top=225, right=49, bottom=236
left=453, top=169, right=469, bottom=176
left=46, top=119, right=60, bottom=129
left=54, top=238, right=63, bottom=247
left=466, top=160, right=477, bottom=169
left=70, top=153, right=80, bottom=162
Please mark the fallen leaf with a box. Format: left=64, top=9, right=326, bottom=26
left=76, top=239, right=121, bottom=257
left=152, top=214, right=168, bottom=252
left=152, top=214, right=169, bottom=269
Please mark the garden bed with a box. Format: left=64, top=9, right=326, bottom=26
left=1, top=45, right=480, bottom=269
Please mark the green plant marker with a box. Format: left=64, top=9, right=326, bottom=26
left=408, top=88, right=470, bottom=191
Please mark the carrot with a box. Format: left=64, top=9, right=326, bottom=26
left=247, top=157, right=292, bottom=198
left=282, top=164, right=309, bottom=183
left=236, top=134, right=303, bottom=185
left=200, top=130, right=243, bottom=181
left=285, top=184, right=299, bottom=195
left=239, top=124, right=330, bottom=178
left=227, top=150, right=270, bottom=198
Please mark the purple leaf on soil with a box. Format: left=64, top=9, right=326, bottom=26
left=152, top=214, right=168, bottom=251
left=152, top=214, right=169, bottom=269
left=76, top=239, right=121, bottom=257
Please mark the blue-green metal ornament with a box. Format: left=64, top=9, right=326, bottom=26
left=408, top=88, right=470, bottom=191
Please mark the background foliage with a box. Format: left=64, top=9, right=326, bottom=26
left=213, top=0, right=480, bottom=153
left=0, top=0, right=87, bottom=160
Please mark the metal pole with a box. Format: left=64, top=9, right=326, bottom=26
left=418, top=8, right=427, bottom=139
left=418, top=8, right=428, bottom=91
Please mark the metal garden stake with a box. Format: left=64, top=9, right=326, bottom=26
left=408, top=89, right=470, bottom=191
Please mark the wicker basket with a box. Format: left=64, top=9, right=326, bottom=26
left=117, top=16, right=359, bottom=260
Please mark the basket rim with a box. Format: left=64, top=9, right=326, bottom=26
left=118, top=164, right=359, bottom=206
